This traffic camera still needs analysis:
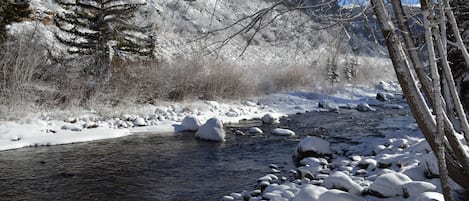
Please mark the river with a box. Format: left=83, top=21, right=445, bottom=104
left=0, top=100, right=411, bottom=201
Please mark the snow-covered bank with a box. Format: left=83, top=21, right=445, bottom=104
left=0, top=82, right=401, bottom=151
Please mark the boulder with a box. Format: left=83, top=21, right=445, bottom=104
left=262, top=113, right=280, bottom=124
left=357, top=103, right=376, bottom=112
left=181, top=116, right=201, bottom=131
left=376, top=92, right=387, bottom=102
left=317, top=189, right=366, bottom=201
left=195, top=118, right=225, bottom=142
left=322, top=171, right=364, bottom=195
left=403, top=181, right=436, bottom=197
left=318, top=101, right=339, bottom=112
left=294, top=137, right=332, bottom=162
left=292, top=184, right=328, bottom=201
left=133, top=117, right=147, bottom=126
left=248, top=127, right=263, bottom=134
left=368, top=172, right=412, bottom=198
left=414, top=192, right=444, bottom=201
left=271, top=128, right=295, bottom=136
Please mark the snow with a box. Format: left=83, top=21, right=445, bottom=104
left=0, top=80, right=460, bottom=200
left=294, top=137, right=332, bottom=160
left=271, top=128, right=295, bottom=136
left=195, top=118, right=225, bottom=142
left=322, top=171, right=364, bottom=195
left=368, top=172, right=413, bottom=197
left=262, top=113, right=280, bottom=124
left=180, top=116, right=201, bottom=132
left=248, top=127, right=263, bottom=134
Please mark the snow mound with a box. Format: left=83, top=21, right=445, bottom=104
left=294, top=137, right=332, bottom=161
left=181, top=116, right=201, bottom=131
left=368, top=172, right=412, bottom=198
left=195, top=118, right=225, bottom=142
left=322, top=171, right=364, bottom=195
left=271, top=128, right=295, bottom=136
left=318, top=189, right=366, bottom=201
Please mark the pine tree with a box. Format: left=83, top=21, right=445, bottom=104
left=54, top=0, right=155, bottom=79
left=0, top=0, right=31, bottom=43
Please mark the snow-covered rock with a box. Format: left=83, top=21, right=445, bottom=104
left=414, top=192, right=444, bottom=201
left=376, top=92, right=387, bottom=102
left=322, top=172, right=364, bottom=195
left=317, top=189, right=366, bottom=201
left=195, top=118, right=225, bottom=142
left=292, top=184, right=328, bottom=201
left=262, top=113, right=280, bottom=124
left=318, top=101, right=339, bottom=112
left=181, top=116, right=201, bottom=131
left=402, top=181, right=436, bottom=197
left=271, top=128, right=295, bottom=136
left=357, top=103, right=376, bottom=112
left=421, top=153, right=439, bottom=178
left=368, top=172, right=412, bottom=198
left=294, top=137, right=332, bottom=161
left=133, top=117, right=147, bottom=126
left=248, top=127, right=263, bottom=134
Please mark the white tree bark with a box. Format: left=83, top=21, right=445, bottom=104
left=370, top=0, right=469, bottom=189
left=423, top=1, right=453, bottom=199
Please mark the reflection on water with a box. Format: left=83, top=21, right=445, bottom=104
left=0, top=101, right=410, bottom=201
left=0, top=132, right=296, bottom=201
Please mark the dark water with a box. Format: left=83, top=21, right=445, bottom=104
left=0, top=101, right=411, bottom=201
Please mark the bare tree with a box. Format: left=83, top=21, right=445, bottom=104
left=371, top=0, right=469, bottom=197
left=207, top=0, right=469, bottom=195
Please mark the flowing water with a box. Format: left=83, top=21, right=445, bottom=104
left=0, top=100, right=412, bottom=201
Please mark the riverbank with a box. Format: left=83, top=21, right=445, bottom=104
left=0, top=82, right=401, bottom=152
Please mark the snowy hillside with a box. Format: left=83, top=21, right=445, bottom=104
left=20, top=0, right=387, bottom=65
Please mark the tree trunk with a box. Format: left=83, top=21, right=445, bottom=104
left=370, top=0, right=469, bottom=189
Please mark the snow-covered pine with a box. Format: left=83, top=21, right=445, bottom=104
left=54, top=0, right=155, bottom=79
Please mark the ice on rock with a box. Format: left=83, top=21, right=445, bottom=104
left=271, top=128, right=295, bottom=136
left=292, top=184, right=328, bottom=201
left=262, top=113, right=280, bottom=124
left=294, top=137, right=332, bottom=162
left=322, top=171, right=364, bottom=195
left=181, top=116, right=201, bottom=131
left=195, top=118, right=225, bottom=142
left=402, top=181, right=436, bottom=197
left=248, top=127, right=263, bottom=134
left=414, top=192, right=444, bottom=201
left=368, top=172, right=412, bottom=198
left=317, top=189, right=366, bottom=201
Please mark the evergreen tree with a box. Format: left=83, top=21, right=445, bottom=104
left=54, top=0, right=154, bottom=79
left=0, top=0, right=31, bottom=43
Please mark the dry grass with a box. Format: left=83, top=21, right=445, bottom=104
left=0, top=31, right=395, bottom=119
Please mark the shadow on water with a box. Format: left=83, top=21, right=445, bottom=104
left=0, top=100, right=412, bottom=201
